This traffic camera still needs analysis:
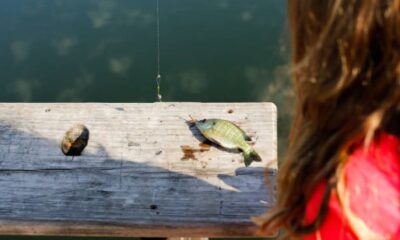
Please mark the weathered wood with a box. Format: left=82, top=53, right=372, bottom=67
left=168, top=237, right=209, bottom=240
left=0, top=102, right=277, bottom=237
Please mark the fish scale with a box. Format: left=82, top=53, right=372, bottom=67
left=213, top=121, right=247, bottom=149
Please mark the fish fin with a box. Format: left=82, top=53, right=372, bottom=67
left=243, top=149, right=262, bottom=167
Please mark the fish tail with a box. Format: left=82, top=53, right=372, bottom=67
left=243, top=148, right=262, bottom=167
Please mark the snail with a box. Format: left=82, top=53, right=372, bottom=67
left=61, top=124, right=89, bottom=156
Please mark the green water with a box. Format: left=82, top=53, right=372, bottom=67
left=0, top=0, right=290, bottom=239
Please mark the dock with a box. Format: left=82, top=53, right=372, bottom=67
left=0, top=102, right=277, bottom=237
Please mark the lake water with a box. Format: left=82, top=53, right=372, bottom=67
left=0, top=0, right=289, bottom=239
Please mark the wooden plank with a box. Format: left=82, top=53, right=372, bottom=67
left=0, top=102, right=277, bottom=237
left=168, top=237, right=209, bottom=240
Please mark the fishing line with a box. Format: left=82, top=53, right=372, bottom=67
left=155, top=0, right=162, bottom=102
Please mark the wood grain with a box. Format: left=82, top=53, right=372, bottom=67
left=0, top=102, right=277, bottom=237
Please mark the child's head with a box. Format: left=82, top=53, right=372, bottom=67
left=289, top=0, right=399, bottom=133
left=259, top=0, right=400, bottom=236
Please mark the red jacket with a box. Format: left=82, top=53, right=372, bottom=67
left=304, top=132, right=400, bottom=239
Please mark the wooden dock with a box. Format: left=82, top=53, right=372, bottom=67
left=0, top=102, right=277, bottom=237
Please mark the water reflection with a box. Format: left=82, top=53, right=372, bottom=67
left=52, top=37, right=78, bottom=56
left=10, top=41, right=30, bottom=62
left=12, top=79, right=40, bottom=102
left=124, top=9, right=154, bottom=26
left=178, top=69, right=208, bottom=94
left=217, top=0, right=230, bottom=9
left=0, top=0, right=286, bottom=101
left=57, top=72, right=94, bottom=102
left=109, top=57, right=132, bottom=76
left=241, top=11, right=253, bottom=22
left=88, top=1, right=115, bottom=28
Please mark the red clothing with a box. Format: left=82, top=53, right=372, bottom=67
left=304, top=132, right=400, bottom=239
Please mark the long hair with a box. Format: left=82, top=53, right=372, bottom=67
left=257, top=0, right=400, bottom=237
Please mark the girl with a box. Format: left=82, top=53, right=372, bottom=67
left=257, top=0, right=400, bottom=239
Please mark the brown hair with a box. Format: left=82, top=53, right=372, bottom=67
left=257, top=0, right=400, bottom=238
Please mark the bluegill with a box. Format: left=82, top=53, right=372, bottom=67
left=193, top=118, right=261, bottom=167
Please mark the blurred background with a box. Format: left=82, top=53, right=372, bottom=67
left=0, top=0, right=291, bottom=239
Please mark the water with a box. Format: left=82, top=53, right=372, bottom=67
left=0, top=0, right=290, bottom=239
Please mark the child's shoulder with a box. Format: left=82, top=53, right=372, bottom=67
left=305, top=132, right=400, bottom=239
left=342, top=131, right=400, bottom=238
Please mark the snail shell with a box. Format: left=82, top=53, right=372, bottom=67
left=61, top=124, right=89, bottom=156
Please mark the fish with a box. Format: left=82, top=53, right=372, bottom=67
left=193, top=118, right=261, bottom=167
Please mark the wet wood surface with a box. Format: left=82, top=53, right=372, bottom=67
left=0, top=102, right=277, bottom=237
